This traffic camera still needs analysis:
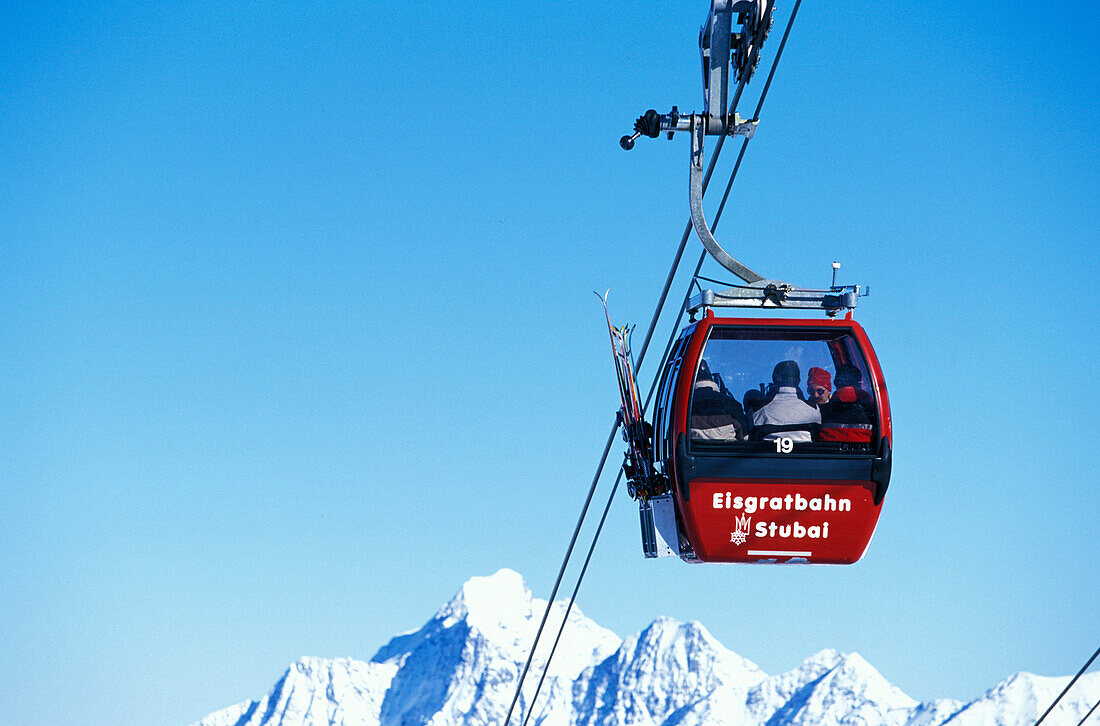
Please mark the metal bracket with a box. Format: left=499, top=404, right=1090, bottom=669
left=623, top=1, right=773, bottom=285
left=688, top=283, right=863, bottom=316
left=729, top=116, right=757, bottom=139
left=699, top=0, right=733, bottom=134
left=620, top=0, right=768, bottom=149
left=702, top=0, right=771, bottom=128
left=640, top=495, right=694, bottom=559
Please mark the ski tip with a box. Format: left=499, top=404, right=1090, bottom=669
left=595, top=289, right=612, bottom=313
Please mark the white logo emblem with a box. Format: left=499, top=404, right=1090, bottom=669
left=730, top=514, right=752, bottom=545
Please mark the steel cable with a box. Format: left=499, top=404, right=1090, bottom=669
left=521, top=248, right=708, bottom=726
left=1077, top=698, right=1100, bottom=726
left=519, top=470, right=623, bottom=726
left=1034, top=644, right=1100, bottom=726
left=501, top=51, right=754, bottom=726
left=503, top=4, right=796, bottom=721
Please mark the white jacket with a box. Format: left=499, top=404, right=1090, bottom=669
left=752, top=387, right=821, bottom=442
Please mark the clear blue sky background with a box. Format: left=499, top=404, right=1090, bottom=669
left=2, top=2, right=1097, bottom=725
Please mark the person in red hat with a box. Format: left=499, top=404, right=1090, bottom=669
left=807, top=367, right=832, bottom=407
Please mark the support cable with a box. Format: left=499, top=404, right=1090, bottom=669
left=503, top=3, right=795, bottom=723
left=515, top=4, right=803, bottom=719
left=650, top=250, right=709, bottom=411
left=1077, top=698, right=1100, bottom=726
left=501, top=424, right=618, bottom=726
left=630, top=61, right=754, bottom=371
left=1034, top=644, right=1100, bottom=726
left=501, top=62, right=751, bottom=726
left=644, top=0, right=803, bottom=423
left=522, top=246, right=708, bottom=725
left=520, top=470, right=623, bottom=726
left=521, top=246, right=708, bottom=726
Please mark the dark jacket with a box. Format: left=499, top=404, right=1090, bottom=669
left=819, top=387, right=873, bottom=442
left=690, top=380, right=747, bottom=442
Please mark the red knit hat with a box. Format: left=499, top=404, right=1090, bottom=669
left=808, top=367, right=832, bottom=389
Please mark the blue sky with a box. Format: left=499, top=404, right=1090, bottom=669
left=2, top=2, right=1097, bottom=725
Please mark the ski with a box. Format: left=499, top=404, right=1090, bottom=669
left=597, top=291, right=664, bottom=500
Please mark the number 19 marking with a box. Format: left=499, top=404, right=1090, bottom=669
left=775, top=437, right=794, bottom=453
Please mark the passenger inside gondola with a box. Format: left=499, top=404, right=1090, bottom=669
left=684, top=327, right=878, bottom=451
left=689, top=360, right=747, bottom=442
left=807, top=366, right=832, bottom=407
left=743, top=387, right=765, bottom=418
left=818, top=364, right=873, bottom=442
left=750, top=360, right=820, bottom=442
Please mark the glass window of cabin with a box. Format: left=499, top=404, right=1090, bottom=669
left=688, top=327, right=878, bottom=454
left=654, top=332, right=690, bottom=462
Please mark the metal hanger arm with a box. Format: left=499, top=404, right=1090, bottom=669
left=689, top=117, right=764, bottom=284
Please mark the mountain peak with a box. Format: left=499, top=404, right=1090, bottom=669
left=791, top=649, right=914, bottom=704
left=436, top=568, right=534, bottom=630
left=369, top=568, right=620, bottom=678
left=635, top=616, right=737, bottom=664
left=596, top=614, right=765, bottom=694
left=804, top=648, right=845, bottom=668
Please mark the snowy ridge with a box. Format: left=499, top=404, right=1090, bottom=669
left=200, top=657, right=397, bottom=726
left=942, top=671, right=1100, bottom=725
left=193, top=569, right=1100, bottom=726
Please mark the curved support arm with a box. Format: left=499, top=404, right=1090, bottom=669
left=689, top=117, right=764, bottom=284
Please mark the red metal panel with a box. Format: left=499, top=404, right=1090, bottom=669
left=670, top=316, right=710, bottom=458
left=684, top=479, right=882, bottom=564
left=850, top=319, right=891, bottom=443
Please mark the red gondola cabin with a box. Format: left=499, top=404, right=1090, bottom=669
left=643, top=312, right=891, bottom=564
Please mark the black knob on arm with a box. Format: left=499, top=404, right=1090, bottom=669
left=620, top=109, right=663, bottom=151
left=635, top=109, right=662, bottom=138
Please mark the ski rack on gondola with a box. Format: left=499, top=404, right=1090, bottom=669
left=598, top=292, right=666, bottom=501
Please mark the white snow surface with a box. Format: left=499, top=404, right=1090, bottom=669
left=192, top=569, right=1100, bottom=726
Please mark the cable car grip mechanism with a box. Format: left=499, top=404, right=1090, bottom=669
left=622, top=0, right=866, bottom=317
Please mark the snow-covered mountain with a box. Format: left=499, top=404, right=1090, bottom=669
left=193, top=569, right=1098, bottom=726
